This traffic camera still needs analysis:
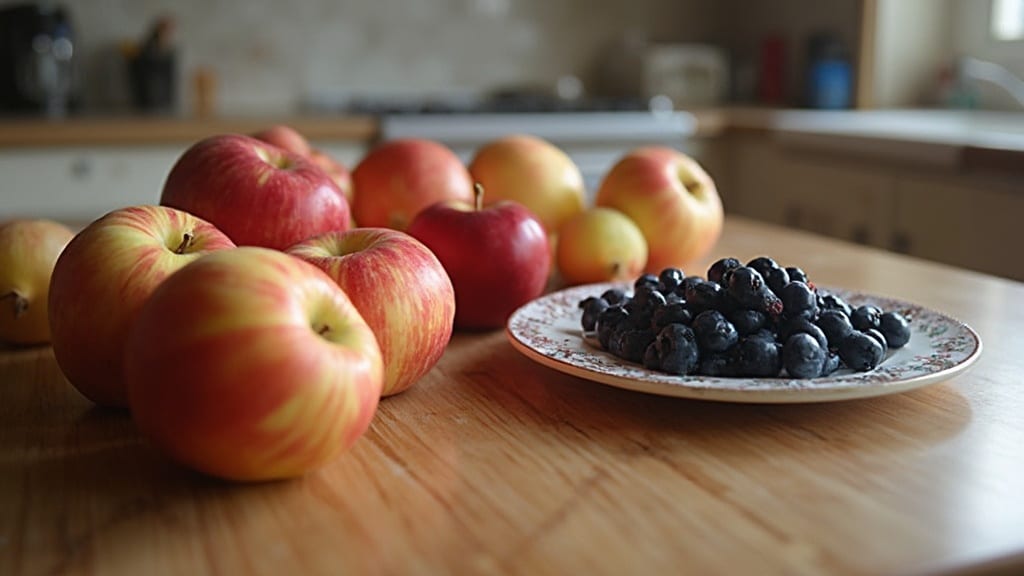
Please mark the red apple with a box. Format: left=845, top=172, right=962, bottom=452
left=251, top=124, right=312, bottom=156
left=160, top=134, right=351, bottom=250
left=351, top=138, right=474, bottom=231
left=0, top=219, right=75, bottom=345
left=48, top=205, right=236, bottom=407
left=125, top=247, right=383, bottom=481
left=595, top=146, right=723, bottom=273
left=407, top=185, right=550, bottom=330
left=287, top=228, right=454, bottom=396
left=468, top=134, right=585, bottom=235
left=310, top=148, right=354, bottom=203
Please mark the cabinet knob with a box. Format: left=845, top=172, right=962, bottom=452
left=891, top=232, right=911, bottom=254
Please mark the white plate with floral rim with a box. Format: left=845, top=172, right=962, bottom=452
left=505, top=282, right=982, bottom=403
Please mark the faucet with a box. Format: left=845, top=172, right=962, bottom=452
left=955, top=56, right=1024, bottom=109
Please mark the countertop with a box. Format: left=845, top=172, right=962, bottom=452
left=3, top=216, right=1023, bottom=576
left=0, top=114, right=378, bottom=148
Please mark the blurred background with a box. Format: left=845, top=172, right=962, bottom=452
left=1, top=0, right=1022, bottom=279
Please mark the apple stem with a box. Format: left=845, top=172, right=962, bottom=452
left=174, top=232, right=194, bottom=254
left=474, top=183, right=485, bottom=212
left=316, top=323, right=331, bottom=336
left=611, top=262, right=622, bottom=280
left=1, top=291, right=28, bottom=318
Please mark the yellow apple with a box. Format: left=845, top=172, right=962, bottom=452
left=468, top=134, right=585, bottom=236
left=0, top=219, right=75, bottom=345
left=595, top=147, right=722, bottom=273
left=556, top=207, right=648, bottom=285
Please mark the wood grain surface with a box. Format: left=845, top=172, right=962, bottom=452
left=2, top=217, right=1023, bottom=576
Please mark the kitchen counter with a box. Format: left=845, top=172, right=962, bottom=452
left=0, top=114, right=378, bottom=148
left=3, top=216, right=1023, bottom=576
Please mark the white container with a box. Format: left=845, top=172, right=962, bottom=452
left=643, top=44, right=728, bottom=107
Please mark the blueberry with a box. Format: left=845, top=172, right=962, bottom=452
left=627, top=285, right=667, bottom=318
left=581, top=297, right=610, bottom=332
left=783, top=333, right=827, bottom=379
left=600, top=288, right=628, bottom=307
left=746, top=256, right=779, bottom=279
left=651, top=302, right=693, bottom=330
left=785, top=266, right=808, bottom=284
left=664, top=291, right=685, bottom=306
left=864, top=327, right=889, bottom=357
left=778, top=317, right=828, bottom=351
left=818, top=292, right=853, bottom=316
left=707, top=257, right=741, bottom=284
left=726, top=267, right=783, bottom=316
left=727, top=308, right=768, bottom=336
left=679, top=275, right=704, bottom=298
left=815, top=310, right=854, bottom=349
left=733, top=335, right=782, bottom=377
left=850, top=305, right=882, bottom=332
left=634, top=274, right=659, bottom=291
left=655, top=324, right=700, bottom=375
left=643, top=342, right=661, bottom=370
left=764, top=266, right=790, bottom=296
left=838, top=332, right=884, bottom=371
left=692, top=310, right=739, bottom=354
left=879, top=312, right=911, bottom=348
left=698, top=352, right=734, bottom=377
left=612, top=329, right=656, bottom=363
left=820, top=352, right=841, bottom=376
left=780, top=281, right=818, bottom=321
left=658, top=267, right=685, bottom=292
left=684, top=279, right=725, bottom=313
left=596, top=306, right=629, bottom=349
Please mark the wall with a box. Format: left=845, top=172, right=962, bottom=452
left=27, top=0, right=718, bottom=115
left=872, top=0, right=954, bottom=108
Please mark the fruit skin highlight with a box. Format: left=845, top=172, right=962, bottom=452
left=125, top=247, right=383, bottom=482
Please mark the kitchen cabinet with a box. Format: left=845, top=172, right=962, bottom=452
left=727, top=135, right=895, bottom=248
left=725, top=134, right=1024, bottom=281
left=0, top=141, right=367, bottom=223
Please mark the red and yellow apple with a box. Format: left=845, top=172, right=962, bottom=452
left=556, top=207, right=648, bottom=285
left=287, top=228, right=455, bottom=397
left=0, top=219, right=74, bottom=345
left=125, top=247, right=383, bottom=481
left=250, top=125, right=353, bottom=204
left=468, top=134, right=585, bottom=235
left=595, top=146, right=722, bottom=273
left=48, top=205, right=236, bottom=407
left=161, top=134, right=351, bottom=250
left=408, top=186, right=550, bottom=330
left=351, top=138, right=474, bottom=231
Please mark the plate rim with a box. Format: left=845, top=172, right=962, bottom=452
left=505, top=282, right=983, bottom=404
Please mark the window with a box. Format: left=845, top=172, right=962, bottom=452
left=992, top=0, right=1024, bottom=40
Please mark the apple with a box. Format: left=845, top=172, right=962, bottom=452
left=556, top=207, right=648, bottom=285
left=310, top=148, right=354, bottom=203
left=251, top=125, right=354, bottom=204
left=407, top=185, right=550, bottom=330
left=595, top=146, right=723, bottom=273
left=48, top=205, right=236, bottom=407
left=0, top=219, right=75, bottom=345
left=160, top=134, right=351, bottom=250
left=287, top=228, right=454, bottom=396
left=351, top=138, right=474, bottom=231
left=250, top=124, right=312, bottom=156
left=125, top=247, right=383, bottom=481
left=468, top=134, right=585, bottom=235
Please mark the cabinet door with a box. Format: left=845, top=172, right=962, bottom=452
left=893, top=176, right=1024, bottom=281
left=729, top=136, right=894, bottom=248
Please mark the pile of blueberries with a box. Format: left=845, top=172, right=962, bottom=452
left=577, top=256, right=912, bottom=379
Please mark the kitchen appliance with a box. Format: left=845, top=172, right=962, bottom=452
left=642, top=43, right=728, bottom=108
left=0, top=2, right=78, bottom=116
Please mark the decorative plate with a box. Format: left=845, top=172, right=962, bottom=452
left=505, top=283, right=982, bottom=403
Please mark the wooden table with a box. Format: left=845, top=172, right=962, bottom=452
left=2, top=217, right=1022, bottom=576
